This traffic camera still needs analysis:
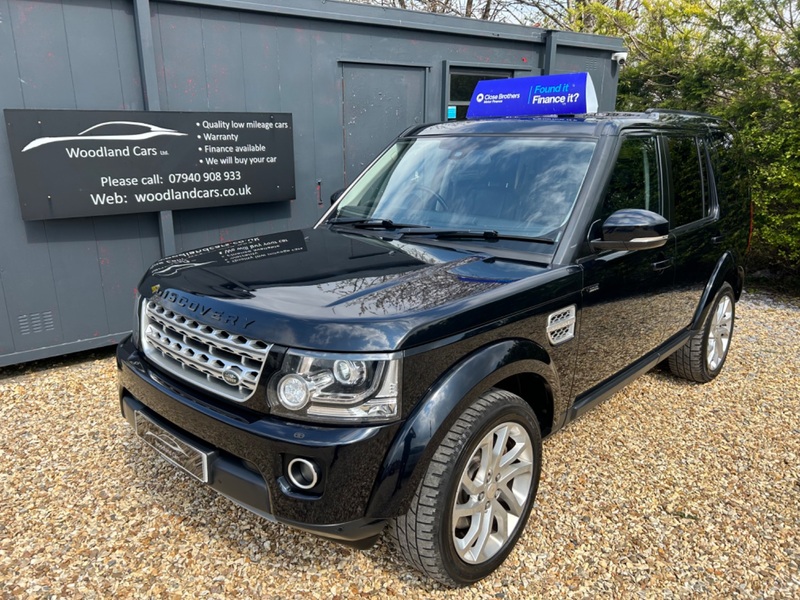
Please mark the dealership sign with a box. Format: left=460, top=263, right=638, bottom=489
left=3, top=109, right=295, bottom=220
left=466, top=72, right=598, bottom=119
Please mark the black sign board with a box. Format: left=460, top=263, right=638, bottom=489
left=4, top=109, right=295, bottom=220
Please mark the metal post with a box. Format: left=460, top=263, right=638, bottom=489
left=133, top=0, right=176, bottom=256
left=544, top=30, right=558, bottom=76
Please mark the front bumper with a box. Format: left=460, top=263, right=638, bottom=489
left=116, top=337, right=399, bottom=546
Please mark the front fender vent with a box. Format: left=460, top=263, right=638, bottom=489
left=547, top=305, right=576, bottom=346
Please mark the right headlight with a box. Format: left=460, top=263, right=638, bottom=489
left=268, top=350, right=401, bottom=423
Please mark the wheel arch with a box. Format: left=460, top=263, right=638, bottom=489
left=491, top=371, right=556, bottom=438
left=691, top=251, right=741, bottom=331
left=366, top=338, right=558, bottom=520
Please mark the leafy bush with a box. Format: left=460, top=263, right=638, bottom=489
left=600, top=0, right=800, bottom=279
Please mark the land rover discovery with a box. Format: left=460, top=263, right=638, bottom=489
left=117, top=109, right=750, bottom=586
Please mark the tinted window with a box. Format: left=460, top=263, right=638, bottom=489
left=708, top=129, right=747, bottom=207
left=669, top=136, right=709, bottom=226
left=601, top=136, right=662, bottom=219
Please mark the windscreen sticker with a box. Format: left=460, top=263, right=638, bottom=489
left=150, top=229, right=307, bottom=275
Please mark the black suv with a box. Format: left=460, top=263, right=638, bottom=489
left=117, top=110, right=750, bottom=586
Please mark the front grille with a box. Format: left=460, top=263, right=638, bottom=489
left=142, top=300, right=270, bottom=402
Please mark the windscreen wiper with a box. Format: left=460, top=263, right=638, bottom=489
left=328, top=217, right=430, bottom=230
left=399, top=229, right=556, bottom=245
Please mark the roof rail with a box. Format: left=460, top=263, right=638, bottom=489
left=644, top=108, right=722, bottom=121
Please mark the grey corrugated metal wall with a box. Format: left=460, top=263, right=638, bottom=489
left=0, top=0, right=625, bottom=366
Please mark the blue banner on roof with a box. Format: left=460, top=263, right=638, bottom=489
left=466, top=72, right=599, bottom=119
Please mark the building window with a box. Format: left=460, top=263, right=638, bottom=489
left=448, top=69, right=511, bottom=120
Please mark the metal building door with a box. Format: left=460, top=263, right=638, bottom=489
left=342, top=63, right=426, bottom=185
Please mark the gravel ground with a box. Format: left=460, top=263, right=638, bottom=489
left=0, top=292, right=798, bottom=599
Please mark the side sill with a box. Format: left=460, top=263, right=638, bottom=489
left=568, top=331, right=692, bottom=422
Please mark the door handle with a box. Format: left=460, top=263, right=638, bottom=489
left=651, top=258, right=673, bottom=272
left=712, top=235, right=724, bottom=244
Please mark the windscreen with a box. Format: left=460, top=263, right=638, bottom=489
left=332, top=136, right=597, bottom=240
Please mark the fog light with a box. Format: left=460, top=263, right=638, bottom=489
left=277, top=374, right=310, bottom=410
left=287, top=457, right=319, bottom=490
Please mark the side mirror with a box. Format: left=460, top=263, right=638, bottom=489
left=330, top=188, right=345, bottom=205
left=590, top=209, right=669, bottom=252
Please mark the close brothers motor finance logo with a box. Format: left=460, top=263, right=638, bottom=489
left=476, top=93, right=485, bottom=103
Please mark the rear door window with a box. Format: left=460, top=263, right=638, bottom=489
left=668, top=136, right=712, bottom=227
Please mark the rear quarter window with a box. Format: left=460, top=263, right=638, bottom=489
left=708, top=129, right=750, bottom=209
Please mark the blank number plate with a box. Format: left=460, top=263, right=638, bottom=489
left=134, top=411, right=211, bottom=483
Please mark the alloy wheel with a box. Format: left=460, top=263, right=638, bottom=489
left=707, top=295, right=733, bottom=371
left=451, top=422, right=534, bottom=564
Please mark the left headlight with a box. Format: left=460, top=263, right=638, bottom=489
left=268, top=350, right=401, bottom=423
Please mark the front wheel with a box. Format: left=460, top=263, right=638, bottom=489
left=388, top=389, right=542, bottom=587
left=668, top=282, right=736, bottom=383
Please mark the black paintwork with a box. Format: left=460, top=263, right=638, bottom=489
left=140, top=227, right=553, bottom=353
left=117, top=111, right=750, bottom=543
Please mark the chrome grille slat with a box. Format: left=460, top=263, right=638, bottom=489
left=142, top=300, right=270, bottom=402
left=148, top=304, right=268, bottom=360
left=144, top=327, right=259, bottom=388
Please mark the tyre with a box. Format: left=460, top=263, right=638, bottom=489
left=668, top=282, right=735, bottom=383
left=388, top=389, right=542, bottom=587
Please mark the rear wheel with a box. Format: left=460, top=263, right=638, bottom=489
left=668, top=282, right=735, bottom=382
left=388, top=389, right=542, bottom=587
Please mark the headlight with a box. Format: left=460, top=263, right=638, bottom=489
left=269, top=350, right=401, bottom=423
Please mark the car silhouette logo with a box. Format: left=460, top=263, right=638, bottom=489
left=21, top=120, right=187, bottom=152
